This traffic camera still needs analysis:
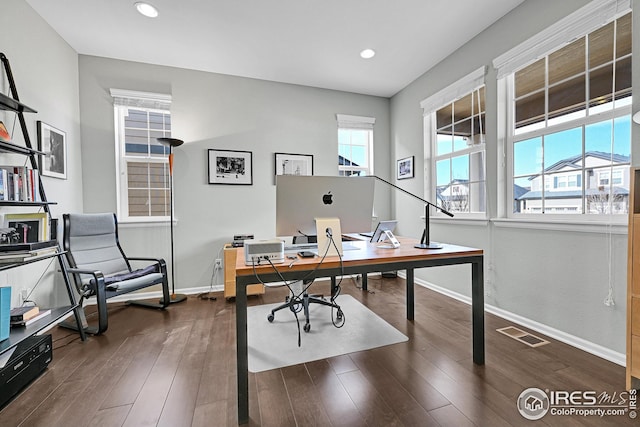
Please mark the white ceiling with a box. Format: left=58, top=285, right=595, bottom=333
left=26, top=0, right=524, bottom=98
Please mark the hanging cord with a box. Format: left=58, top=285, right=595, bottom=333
left=602, top=112, right=617, bottom=307
left=603, top=221, right=615, bottom=306
left=251, top=243, right=329, bottom=347
left=198, top=245, right=223, bottom=300
left=251, top=231, right=345, bottom=346
left=19, top=256, right=57, bottom=307
left=602, top=34, right=617, bottom=307
left=326, top=232, right=345, bottom=329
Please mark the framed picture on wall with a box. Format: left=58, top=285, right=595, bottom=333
left=274, top=152, right=314, bottom=178
left=397, top=156, right=414, bottom=180
left=208, top=149, right=253, bottom=185
left=37, top=121, right=67, bottom=179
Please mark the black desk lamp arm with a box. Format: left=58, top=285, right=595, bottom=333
left=371, top=175, right=454, bottom=246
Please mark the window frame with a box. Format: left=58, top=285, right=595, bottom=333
left=421, top=67, right=488, bottom=219
left=498, top=5, right=632, bottom=224
left=506, top=107, right=631, bottom=221
left=336, top=114, right=375, bottom=177
left=111, top=89, right=173, bottom=223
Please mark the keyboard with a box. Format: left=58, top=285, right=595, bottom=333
left=284, top=243, right=317, bottom=251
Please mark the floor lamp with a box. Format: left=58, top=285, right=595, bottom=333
left=158, top=137, right=187, bottom=304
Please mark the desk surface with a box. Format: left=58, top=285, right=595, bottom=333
left=233, top=237, right=484, bottom=425
left=235, top=237, right=483, bottom=276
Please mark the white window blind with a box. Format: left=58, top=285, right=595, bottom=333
left=493, top=0, right=630, bottom=79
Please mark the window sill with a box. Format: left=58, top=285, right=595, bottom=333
left=492, top=218, right=627, bottom=234
left=119, top=218, right=175, bottom=228
left=427, top=216, right=627, bottom=234
left=430, top=216, right=489, bottom=226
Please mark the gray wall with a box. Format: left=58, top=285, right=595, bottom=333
left=78, top=56, right=391, bottom=292
left=2, top=0, right=634, bottom=360
left=0, top=0, right=83, bottom=307
left=390, top=0, right=629, bottom=356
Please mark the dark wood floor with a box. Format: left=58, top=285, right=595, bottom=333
left=0, top=276, right=634, bottom=427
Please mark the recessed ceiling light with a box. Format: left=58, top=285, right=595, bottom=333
left=360, top=49, right=376, bottom=59
left=135, top=2, right=159, bottom=18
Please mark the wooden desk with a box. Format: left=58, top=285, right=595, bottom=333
left=234, top=237, right=484, bottom=425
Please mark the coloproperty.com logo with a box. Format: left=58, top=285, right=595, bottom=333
left=517, top=387, right=637, bottom=421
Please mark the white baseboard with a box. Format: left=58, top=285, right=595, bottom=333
left=397, top=272, right=626, bottom=367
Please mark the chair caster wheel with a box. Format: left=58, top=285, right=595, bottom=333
left=304, top=323, right=311, bottom=333
left=267, top=313, right=274, bottom=323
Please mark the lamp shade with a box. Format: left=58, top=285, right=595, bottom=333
left=157, top=137, right=184, bottom=147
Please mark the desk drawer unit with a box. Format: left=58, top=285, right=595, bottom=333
left=223, top=243, right=264, bottom=299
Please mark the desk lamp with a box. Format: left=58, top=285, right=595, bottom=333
left=372, top=176, right=454, bottom=249
left=157, top=137, right=187, bottom=304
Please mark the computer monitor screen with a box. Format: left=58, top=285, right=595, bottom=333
left=276, top=175, right=375, bottom=237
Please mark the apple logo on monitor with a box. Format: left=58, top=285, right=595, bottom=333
left=322, top=191, right=333, bottom=205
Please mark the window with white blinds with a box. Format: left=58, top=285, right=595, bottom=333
left=111, top=89, right=172, bottom=221
left=494, top=1, right=632, bottom=219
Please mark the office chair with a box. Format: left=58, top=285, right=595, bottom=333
left=267, top=278, right=342, bottom=332
left=59, top=212, right=170, bottom=334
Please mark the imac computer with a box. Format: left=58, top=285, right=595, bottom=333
left=276, top=175, right=375, bottom=240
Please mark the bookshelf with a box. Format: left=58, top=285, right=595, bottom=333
left=0, top=52, right=86, bottom=357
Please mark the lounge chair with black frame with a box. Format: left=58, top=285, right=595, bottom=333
left=59, top=212, right=170, bottom=335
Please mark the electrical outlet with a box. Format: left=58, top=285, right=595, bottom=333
left=215, top=258, right=222, bottom=268
left=21, top=288, right=31, bottom=303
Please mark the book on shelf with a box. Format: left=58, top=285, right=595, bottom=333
left=0, top=165, right=40, bottom=202
left=0, top=246, right=58, bottom=263
left=0, top=121, right=10, bottom=142
left=0, top=286, right=9, bottom=341
left=10, top=308, right=51, bottom=327
left=10, top=305, right=39, bottom=322
left=0, top=240, right=57, bottom=253
left=0, top=168, right=6, bottom=201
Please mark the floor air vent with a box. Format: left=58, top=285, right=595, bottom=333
left=496, top=326, right=550, bottom=348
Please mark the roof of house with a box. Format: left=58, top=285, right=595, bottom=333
left=517, top=186, right=629, bottom=200
left=531, top=151, right=630, bottom=179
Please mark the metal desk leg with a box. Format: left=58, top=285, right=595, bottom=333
left=406, top=268, right=414, bottom=320
left=236, top=280, right=249, bottom=424
left=361, top=273, right=368, bottom=291
left=471, top=256, right=485, bottom=365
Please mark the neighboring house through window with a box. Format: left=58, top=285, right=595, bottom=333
left=494, top=1, right=631, bottom=219
left=110, top=89, right=172, bottom=222
left=337, top=114, right=374, bottom=176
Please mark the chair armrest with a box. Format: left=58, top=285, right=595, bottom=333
left=66, top=267, right=105, bottom=295
left=126, top=257, right=167, bottom=272
left=127, top=256, right=164, bottom=263
left=67, top=267, right=105, bottom=278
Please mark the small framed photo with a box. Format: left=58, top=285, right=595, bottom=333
left=37, top=121, right=67, bottom=179
left=397, top=156, right=414, bottom=180
left=3, top=212, right=48, bottom=243
left=274, top=152, right=314, bottom=177
left=208, top=149, right=253, bottom=185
